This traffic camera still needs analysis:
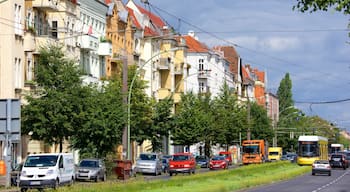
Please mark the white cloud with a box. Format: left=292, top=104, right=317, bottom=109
left=259, top=37, right=300, bottom=52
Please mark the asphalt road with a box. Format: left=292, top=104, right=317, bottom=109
left=242, top=168, right=350, bottom=192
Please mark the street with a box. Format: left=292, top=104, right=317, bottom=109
left=243, top=168, right=350, bottom=192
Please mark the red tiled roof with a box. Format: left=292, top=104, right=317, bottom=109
left=136, top=4, right=166, bottom=28
left=127, top=7, right=142, bottom=30
left=183, top=35, right=209, bottom=53
left=213, top=46, right=239, bottom=77
left=144, top=26, right=158, bottom=36
left=252, top=69, right=265, bottom=83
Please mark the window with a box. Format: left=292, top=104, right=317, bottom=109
left=14, top=4, right=22, bottom=35
left=14, top=58, right=22, bottom=88
left=26, top=59, right=33, bottom=81
left=52, top=21, right=58, bottom=38
left=198, top=59, right=204, bottom=71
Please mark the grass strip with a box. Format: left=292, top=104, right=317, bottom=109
left=43, top=161, right=312, bottom=192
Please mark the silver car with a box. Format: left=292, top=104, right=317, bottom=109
left=135, top=153, right=162, bottom=176
left=75, top=158, right=106, bottom=182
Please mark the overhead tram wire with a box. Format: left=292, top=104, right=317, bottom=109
left=295, top=98, right=350, bottom=105
left=148, top=2, right=350, bottom=92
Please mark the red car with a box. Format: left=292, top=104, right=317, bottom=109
left=219, top=151, right=232, bottom=165
left=168, top=153, right=196, bottom=176
left=209, top=155, right=229, bottom=170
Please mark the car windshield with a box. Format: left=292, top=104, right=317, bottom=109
left=315, top=160, right=329, bottom=164
left=212, top=156, right=225, bottom=161
left=196, top=156, right=207, bottom=161
left=173, top=155, right=189, bottom=161
left=139, top=154, right=156, bottom=161
left=79, top=160, right=99, bottom=167
left=162, top=159, right=168, bottom=163
left=24, top=155, right=58, bottom=167
left=269, top=152, right=279, bottom=155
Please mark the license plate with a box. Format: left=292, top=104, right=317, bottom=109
left=80, top=173, right=88, bottom=176
left=30, top=181, right=40, bottom=185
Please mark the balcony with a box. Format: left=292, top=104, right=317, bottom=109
left=199, top=86, right=210, bottom=94
left=23, top=32, right=36, bottom=52
left=98, top=42, right=112, bottom=56
left=157, top=57, right=170, bottom=70
left=79, top=35, right=98, bottom=51
left=174, top=65, right=183, bottom=75
left=158, top=88, right=171, bottom=100
left=198, top=70, right=211, bottom=79
left=32, top=0, right=58, bottom=11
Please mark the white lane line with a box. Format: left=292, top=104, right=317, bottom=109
left=312, top=170, right=349, bottom=192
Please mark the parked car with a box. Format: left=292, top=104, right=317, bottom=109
left=75, top=158, right=106, bottom=182
left=219, top=151, right=232, bottom=165
left=312, top=160, right=331, bottom=176
left=329, top=153, right=348, bottom=169
left=10, top=163, right=23, bottom=186
left=168, top=153, right=196, bottom=176
left=209, top=155, right=229, bottom=170
left=195, top=155, right=209, bottom=168
left=161, top=155, right=173, bottom=173
left=135, top=153, right=162, bottom=176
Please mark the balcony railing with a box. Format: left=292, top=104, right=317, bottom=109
left=32, top=0, right=59, bottom=11
left=98, top=42, right=112, bottom=56
left=79, top=35, right=98, bottom=51
left=198, top=70, right=211, bottom=79
left=157, top=57, right=170, bottom=70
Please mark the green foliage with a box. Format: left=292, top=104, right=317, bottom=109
left=293, top=0, right=350, bottom=14
left=277, top=73, right=294, bottom=114
left=128, top=66, right=153, bottom=145
left=172, top=92, right=203, bottom=148
left=70, top=80, right=125, bottom=158
left=150, top=97, right=174, bottom=152
left=250, top=102, right=273, bottom=144
left=22, top=44, right=84, bottom=152
left=212, top=83, right=245, bottom=150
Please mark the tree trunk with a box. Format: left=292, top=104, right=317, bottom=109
left=59, top=140, right=63, bottom=153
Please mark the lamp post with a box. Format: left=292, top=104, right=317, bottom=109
left=126, top=47, right=179, bottom=160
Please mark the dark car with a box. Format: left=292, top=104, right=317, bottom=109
left=312, top=160, right=331, bottom=176
left=195, top=155, right=209, bottom=168
left=10, top=163, right=23, bottom=186
left=75, top=158, right=107, bottom=182
left=329, top=154, right=347, bottom=169
left=162, top=155, right=172, bottom=173
left=337, top=151, right=350, bottom=168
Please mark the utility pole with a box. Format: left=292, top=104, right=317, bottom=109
left=246, top=84, right=251, bottom=140
left=122, top=30, right=128, bottom=160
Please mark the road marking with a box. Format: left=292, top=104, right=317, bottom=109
left=311, top=170, right=349, bottom=192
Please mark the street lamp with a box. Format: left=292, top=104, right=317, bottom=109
left=126, top=47, right=179, bottom=160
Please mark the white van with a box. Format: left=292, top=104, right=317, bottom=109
left=19, top=153, right=75, bottom=191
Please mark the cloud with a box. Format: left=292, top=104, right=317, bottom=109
left=259, top=37, right=300, bottom=52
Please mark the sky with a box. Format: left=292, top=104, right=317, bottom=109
left=130, top=0, right=350, bottom=131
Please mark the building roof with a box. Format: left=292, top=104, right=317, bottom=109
left=135, top=4, right=166, bottom=29
left=213, top=46, right=239, bottom=75
left=127, top=7, right=142, bottom=29
left=183, top=35, right=209, bottom=53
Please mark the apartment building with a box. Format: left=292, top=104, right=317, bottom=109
left=78, top=0, right=109, bottom=84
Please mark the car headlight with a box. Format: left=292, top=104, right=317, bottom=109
left=21, top=171, right=27, bottom=177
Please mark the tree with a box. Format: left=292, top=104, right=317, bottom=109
left=128, top=66, right=153, bottom=145
left=277, top=73, right=294, bottom=115
left=249, top=102, right=273, bottom=144
left=172, top=92, right=203, bottom=151
left=293, top=0, right=350, bottom=14
left=212, top=83, right=245, bottom=150
left=150, top=97, right=174, bottom=152
left=70, top=79, right=125, bottom=158
left=22, top=44, right=85, bottom=152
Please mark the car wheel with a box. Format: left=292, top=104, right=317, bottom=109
left=169, top=172, right=173, bottom=176
left=20, top=188, right=27, bottom=192
left=312, top=172, right=315, bottom=175
left=53, top=179, right=59, bottom=190
left=192, top=169, right=195, bottom=174
left=328, top=172, right=331, bottom=176
left=102, top=173, right=107, bottom=181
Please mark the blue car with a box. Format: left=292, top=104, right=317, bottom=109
left=195, top=156, right=209, bottom=168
